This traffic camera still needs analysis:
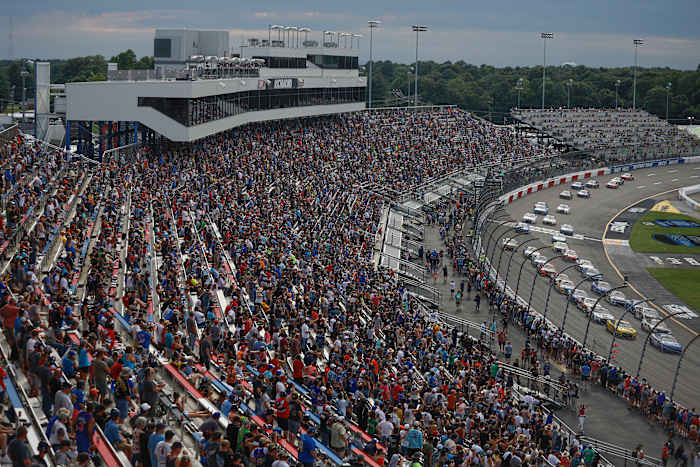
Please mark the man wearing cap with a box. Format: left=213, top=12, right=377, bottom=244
left=299, top=425, right=317, bottom=467
left=105, top=408, right=132, bottom=459
left=75, top=401, right=95, bottom=454
left=54, top=382, right=73, bottom=417
left=148, top=423, right=166, bottom=467
left=330, top=415, right=348, bottom=458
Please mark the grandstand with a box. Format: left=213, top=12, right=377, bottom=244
left=512, top=108, right=700, bottom=160
left=2, top=26, right=696, bottom=467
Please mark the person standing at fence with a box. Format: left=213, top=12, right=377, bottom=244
left=578, top=405, right=586, bottom=433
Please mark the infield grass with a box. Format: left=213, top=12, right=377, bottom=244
left=628, top=211, right=700, bottom=254
left=646, top=268, right=700, bottom=312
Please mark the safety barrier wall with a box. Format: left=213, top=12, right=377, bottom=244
left=678, top=184, right=700, bottom=211
left=499, top=156, right=695, bottom=204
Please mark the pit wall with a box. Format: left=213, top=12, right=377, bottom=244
left=500, top=156, right=700, bottom=204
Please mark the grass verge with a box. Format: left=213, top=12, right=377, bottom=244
left=646, top=268, right=700, bottom=312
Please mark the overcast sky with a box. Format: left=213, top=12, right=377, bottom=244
left=4, top=0, right=700, bottom=69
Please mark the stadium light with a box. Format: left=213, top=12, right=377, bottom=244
left=540, top=32, right=554, bottom=109
left=352, top=34, right=362, bottom=49
left=515, top=78, right=524, bottom=109
left=368, top=20, right=381, bottom=109
left=412, top=25, right=428, bottom=110
left=633, top=39, right=644, bottom=109
left=270, top=25, right=283, bottom=45
left=615, top=79, right=621, bottom=108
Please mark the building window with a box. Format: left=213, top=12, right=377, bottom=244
left=154, top=39, right=172, bottom=58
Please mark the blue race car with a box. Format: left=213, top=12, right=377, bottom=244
left=514, top=222, right=530, bottom=233
left=650, top=333, right=682, bottom=353
left=591, top=280, right=611, bottom=295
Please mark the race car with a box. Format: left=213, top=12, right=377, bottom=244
left=522, top=213, right=538, bottom=224
left=576, top=258, right=594, bottom=272
left=524, top=246, right=540, bottom=259
left=585, top=180, right=599, bottom=189
left=542, top=214, right=557, bottom=226
left=570, top=289, right=588, bottom=306
left=534, top=204, right=548, bottom=215
left=557, top=204, right=571, bottom=214
left=634, top=305, right=660, bottom=321
left=560, top=224, right=574, bottom=236
left=621, top=173, right=634, bottom=181
left=606, top=180, right=620, bottom=189
left=514, top=222, right=531, bottom=233
left=582, top=266, right=603, bottom=280
left=650, top=333, right=682, bottom=353
left=606, top=290, right=631, bottom=307
left=579, top=297, right=598, bottom=313
left=552, top=233, right=568, bottom=244
left=560, top=190, right=573, bottom=200
left=571, top=181, right=584, bottom=190
left=532, top=255, right=548, bottom=268
left=553, top=241, right=568, bottom=254
left=591, top=280, right=612, bottom=295
left=606, top=319, right=637, bottom=338
left=503, top=237, right=519, bottom=250
left=564, top=249, right=578, bottom=262
left=591, top=309, right=615, bottom=324
left=553, top=273, right=571, bottom=285
left=577, top=189, right=591, bottom=198
left=539, top=263, right=557, bottom=277
left=611, top=176, right=624, bottom=185
left=641, top=317, right=671, bottom=334
left=556, top=280, right=576, bottom=295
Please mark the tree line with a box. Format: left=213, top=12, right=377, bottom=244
left=1, top=51, right=698, bottom=121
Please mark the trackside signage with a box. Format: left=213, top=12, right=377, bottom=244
left=609, top=158, right=685, bottom=173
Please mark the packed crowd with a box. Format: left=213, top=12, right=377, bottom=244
left=0, top=108, right=691, bottom=467
left=512, top=108, right=699, bottom=157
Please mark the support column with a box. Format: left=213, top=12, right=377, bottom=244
left=134, top=121, right=139, bottom=144
left=99, top=121, right=104, bottom=157
left=65, top=120, right=71, bottom=150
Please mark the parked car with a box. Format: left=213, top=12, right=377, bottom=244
left=577, top=189, right=591, bottom=198
left=606, top=319, right=637, bottom=338
left=571, top=181, right=584, bottom=190
left=585, top=179, right=599, bottom=189
left=523, top=213, right=538, bottom=224
left=591, top=280, right=612, bottom=295
left=542, top=215, right=557, bottom=226
left=560, top=224, right=574, bottom=236
left=557, top=204, right=571, bottom=214
left=650, top=333, right=682, bottom=353
left=560, top=190, right=573, bottom=200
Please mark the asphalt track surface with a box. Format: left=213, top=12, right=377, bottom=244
left=483, top=165, right=700, bottom=409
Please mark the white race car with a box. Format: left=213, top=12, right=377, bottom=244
left=543, top=215, right=557, bottom=226
left=523, top=213, right=538, bottom=224
left=560, top=190, right=573, bottom=200
left=571, top=181, right=584, bottom=190
left=557, top=204, right=571, bottom=215
left=585, top=180, right=599, bottom=189
left=553, top=242, right=568, bottom=254
left=552, top=233, right=568, bottom=244
left=577, top=189, right=591, bottom=198
left=592, top=309, right=615, bottom=324
left=560, top=224, right=574, bottom=236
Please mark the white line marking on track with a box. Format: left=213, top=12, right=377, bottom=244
left=692, top=175, right=700, bottom=179
left=637, top=185, right=646, bottom=189
left=668, top=170, right=677, bottom=173
left=653, top=181, right=663, bottom=185
left=672, top=178, right=679, bottom=182
left=647, top=173, right=656, bottom=176
left=695, top=167, right=700, bottom=170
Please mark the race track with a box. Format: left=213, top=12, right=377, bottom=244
left=484, top=164, right=700, bottom=408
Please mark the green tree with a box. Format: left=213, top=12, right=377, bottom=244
left=109, top=49, right=137, bottom=70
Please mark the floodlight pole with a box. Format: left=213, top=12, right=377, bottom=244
left=368, top=20, right=380, bottom=109
left=412, top=25, right=428, bottom=110
left=541, top=33, right=554, bottom=110
left=633, top=39, right=644, bottom=110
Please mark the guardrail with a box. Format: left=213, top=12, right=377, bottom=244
left=678, top=183, right=700, bottom=211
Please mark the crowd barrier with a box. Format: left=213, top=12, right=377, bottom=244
left=678, top=184, right=700, bottom=212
